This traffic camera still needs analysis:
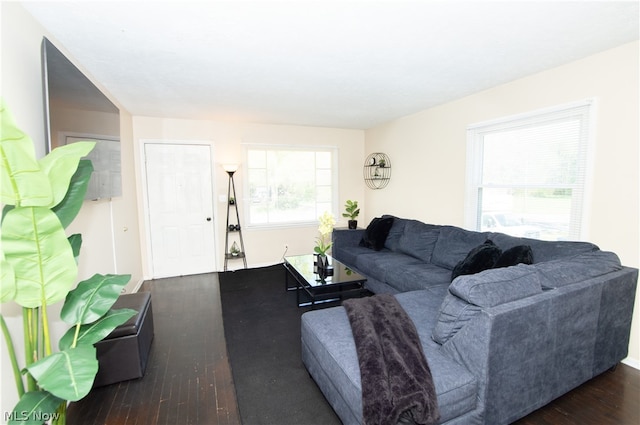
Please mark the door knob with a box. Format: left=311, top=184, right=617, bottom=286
left=206, top=217, right=212, bottom=221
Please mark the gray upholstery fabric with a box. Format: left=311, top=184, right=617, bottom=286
left=488, top=232, right=598, bottom=263
left=431, top=294, right=482, bottom=345
left=535, top=251, right=622, bottom=288
left=397, top=220, right=441, bottom=262
left=449, top=265, right=543, bottom=308
left=383, top=215, right=408, bottom=251
left=301, top=290, right=479, bottom=425
left=332, top=228, right=366, bottom=265
left=322, top=217, right=638, bottom=424
left=432, top=264, right=545, bottom=344
left=592, top=268, right=639, bottom=374
left=355, top=251, right=412, bottom=285
left=431, top=227, right=489, bottom=270
left=385, top=262, right=452, bottom=293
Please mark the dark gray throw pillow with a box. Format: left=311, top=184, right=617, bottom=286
left=494, top=245, right=533, bottom=268
left=359, top=216, right=395, bottom=251
left=451, top=240, right=502, bottom=282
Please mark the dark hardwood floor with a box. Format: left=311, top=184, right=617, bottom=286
left=515, top=362, right=640, bottom=425
left=67, top=271, right=639, bottom=424
left=67, top=273, right=240, bottom=425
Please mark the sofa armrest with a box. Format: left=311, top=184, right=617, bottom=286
left=332, top=228, right=364, bottom=249
left=440, top=266, right=638, bottom=425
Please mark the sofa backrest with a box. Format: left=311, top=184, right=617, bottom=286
left=430, top=226, right=490, bottom=270
left=488, top=232, right=599, bottom=263
left=431, top=250, right=623, bottom=345
left=383, top=216, right=600, bottom=269
left=395, top=220, right=442, bottom=263
left=534, top=250, right=623, bottom=288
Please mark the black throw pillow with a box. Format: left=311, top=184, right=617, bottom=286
left=494, top=245, right=534, bottom=268
left=359, top=216, right=395, bottom=251
left=451, top=240, right=502, bottom=282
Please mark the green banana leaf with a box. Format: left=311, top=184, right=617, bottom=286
left=1, top=207, right=77, bottom=307
left=0, top=102, right=53, bottom=207
left=0, top=250, right=16, bottom=303
left=60, top=274, right=131, bottom=325
left=68, top=234, right=83, bottom=263
left=39, top=142, right=95, bottom=208
left=52, top=159, right=94, bottom=229
left=2, top=203, right=14, bottom=222
left=27, top=344, right=99, bottom=401
left=8, top=390, right=63, bottom=425
left=58, top=308, right=137, bottom=350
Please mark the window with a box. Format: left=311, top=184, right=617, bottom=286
left=245, top=145, right=337, bottom=227
left=466, top=100, right=594, bottom=241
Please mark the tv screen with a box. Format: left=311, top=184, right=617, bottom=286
left=41, top=37, right=121, bottom=200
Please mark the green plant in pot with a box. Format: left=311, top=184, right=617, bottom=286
left=0, top=100, right=136, bottom=424
left=342, top=200, right=360, bottom=229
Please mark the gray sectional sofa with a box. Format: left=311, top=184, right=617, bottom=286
left=301, top=216, right=638, bottom=424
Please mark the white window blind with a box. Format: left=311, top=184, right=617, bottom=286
left=466, top=100, right=594, bottom=241
left=245, top=145, right=337, bottom=227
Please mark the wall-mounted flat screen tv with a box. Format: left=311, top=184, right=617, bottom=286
left=41, top=37, right=121, bottom=200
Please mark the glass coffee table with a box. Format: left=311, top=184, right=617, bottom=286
left=283, top=254, right=368, bottom=307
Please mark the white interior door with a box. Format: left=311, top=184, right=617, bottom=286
left=144, top=143, right=216, bottom=278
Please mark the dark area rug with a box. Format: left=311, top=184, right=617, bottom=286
left=219, top=264, right=341, bottom=425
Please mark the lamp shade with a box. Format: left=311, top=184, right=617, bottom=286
left=223, top=163, right=239, bottom=174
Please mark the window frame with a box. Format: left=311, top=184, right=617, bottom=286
left=464, top=99, right=596, bottom=241
left=242, top=143, right=339, bottom=229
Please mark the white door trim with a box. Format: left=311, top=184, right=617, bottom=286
left=139, top=139, right=219, bottom=278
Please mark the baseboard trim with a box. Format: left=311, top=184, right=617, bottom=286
left=621, top=357, right=640, bottom=370
left=131, top=277, right=145, bottom=293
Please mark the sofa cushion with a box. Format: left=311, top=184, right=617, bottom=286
left=332, top=244, right=374, bottom=268
left=433, top=265, right=544, bottom=344
left=494, top=244, right=533, bottom=268
left=383, top=215, right=405, bottom=251
left=535, top=251, right=622, bottom=289
left=385, top=262, right=452, bottom=293
left=397, top=220, right=441, bottom=263
left=432, top=294, right=482, bottom=345
left=450, top=264, right=544, bottom=308
left=431, top=227, right=489, bottom=270
left=360, top=216, right=395, bottom=251
left=301, top=290, right=478, bottom=424
left=355, top=251, right=411, bottom=284
left=451, top=240, right=502, bottom=282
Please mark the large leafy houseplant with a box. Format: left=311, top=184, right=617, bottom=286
left=0, top=100, right=136, bottom=424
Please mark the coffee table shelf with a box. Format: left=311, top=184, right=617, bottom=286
left=283, top=254, right=368, bottom=307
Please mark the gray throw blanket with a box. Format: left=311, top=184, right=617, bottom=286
left=343, top=294, right=440, bottom=425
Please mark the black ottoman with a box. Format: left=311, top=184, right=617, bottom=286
left=93, top=291, right=154, bottom=387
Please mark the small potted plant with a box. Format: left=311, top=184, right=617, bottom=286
left=342, top=200, right=360, bottom=229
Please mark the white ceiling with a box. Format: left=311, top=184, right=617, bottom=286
left=21, top=1, right=639, bottom=129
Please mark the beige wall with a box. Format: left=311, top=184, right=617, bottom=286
left=2, top=2, right=638, bottom=419
left=133, top=117, right=365, bottom=275
left=365, top=41, right=640, bottom=366
left=1, top=3, right=143, bottom=417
